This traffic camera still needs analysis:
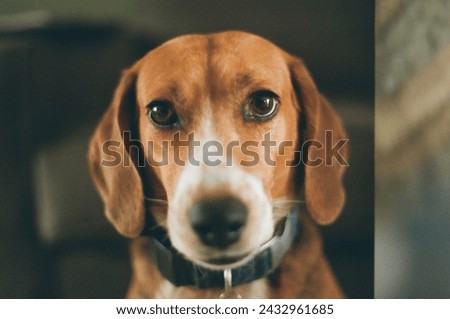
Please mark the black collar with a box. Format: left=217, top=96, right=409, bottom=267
left=142, top=207, right=299, bottom=289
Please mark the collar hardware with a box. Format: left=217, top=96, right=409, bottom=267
left=219, top=269, right=242, bottom=298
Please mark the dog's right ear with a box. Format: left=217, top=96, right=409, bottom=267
left=288, top=57, right=349, bottom=225
left=88, top=68, right=145, bottom=237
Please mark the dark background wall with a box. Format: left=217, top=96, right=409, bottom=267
left=0, top=1, right=374, bottom=298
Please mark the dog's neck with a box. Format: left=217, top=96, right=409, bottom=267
left=128, top=236, right=271, bottom=298
left=155, top=277, right=269, bottom=299
left=142, top=210, right=298, bottom=291
left=127, top=214, right=344, bottom=299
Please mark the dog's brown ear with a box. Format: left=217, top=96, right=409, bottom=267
left=88, top=68, right=145, bottom=237
left=289, top=57, right=349, bottom=225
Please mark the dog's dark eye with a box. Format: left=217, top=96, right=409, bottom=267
left=245, top=90, right=279, bottom=121
left=147, top=100, right=178, bottom=128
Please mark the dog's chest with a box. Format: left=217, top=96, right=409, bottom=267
left=155, top=278, right=269, bottom=299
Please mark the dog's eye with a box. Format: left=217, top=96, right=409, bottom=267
left=147, top=100, right=179, bottom=128
left=245, top=90, right=279, bottom=121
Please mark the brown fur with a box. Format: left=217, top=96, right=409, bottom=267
left=89, top=31, right=348, bottom=298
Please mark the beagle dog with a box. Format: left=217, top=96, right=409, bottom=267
left=89, top=31, right=348, bottom=298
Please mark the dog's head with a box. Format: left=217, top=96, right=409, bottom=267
left=89, top=31, right=348, bottom=269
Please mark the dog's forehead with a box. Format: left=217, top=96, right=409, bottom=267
left=141, top=32, right=286, bottom=69
left=136, top=32, right=290, bottom=104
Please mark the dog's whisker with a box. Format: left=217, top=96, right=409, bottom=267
left=271, top=199, right=305, bottom=205
left=144, top=197, right=169, bottom=205
left=271, top=210, right=290, bottom=216
left=271, top=199, right=305, bottom=212
left=271, top=200, right=305, bottom=221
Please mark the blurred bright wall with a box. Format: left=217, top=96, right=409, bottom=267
left=375, top=0, right=450, bottom=298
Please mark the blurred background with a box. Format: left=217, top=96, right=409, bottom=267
left=375, top=0, right=450, bottom=298
left=0, top=1, right=374, bottom=298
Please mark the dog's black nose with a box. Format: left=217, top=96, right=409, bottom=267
left=189, top=196, right=247, bottom=249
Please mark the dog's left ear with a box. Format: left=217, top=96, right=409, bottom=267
left=88, top=67, right=146, bottom=237
left=288, top=57, right=349, bottom=225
